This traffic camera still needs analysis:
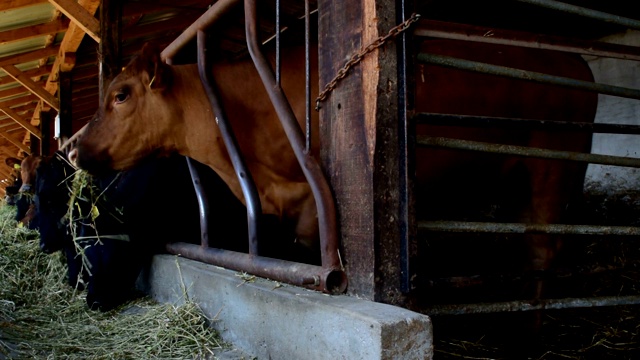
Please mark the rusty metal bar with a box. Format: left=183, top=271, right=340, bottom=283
left=197, top=30, right=261, bottom=255
left=304, top=0, right=311, bottom=153
left=418, top=53, right=640, bottom=101
left=244, top=0, right=341, bottom=271
left=160, top=0, right=241, bottom=61
left=419, top=220, right=640, bottom=236
left=166, top=242, right=347, bottom=294
left=416, top=113, right=640, bottom=135
left=423, top=295, right=640, bottom=315
left=415, top=19, right=640, bottom=61
left=514, top=0, right=640, bottom=31
left=418, top=136, right=640, bottom=168
left=275, top=0, right=281, bottom=85
left=186, top=157, right=210, bottom=248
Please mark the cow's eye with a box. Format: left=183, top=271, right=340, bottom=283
left=114, top=90, right=129, bottom=104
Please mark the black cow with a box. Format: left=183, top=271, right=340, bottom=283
left=34, top=151, right=250, bottom=310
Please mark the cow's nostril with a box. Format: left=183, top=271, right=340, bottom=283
left=68, top=149, right=78, bottom=166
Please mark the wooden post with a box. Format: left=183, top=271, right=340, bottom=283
left=318, top=0, right=412, bottom=305
left=99, top=0, right=121, bottom=106
left=57, top=71, right=73, bottom=148
left=40, top=110, right=51, bottom=156
left=30, top=133, right=40, bottom=156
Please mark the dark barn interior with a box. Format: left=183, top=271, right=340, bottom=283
left=2, top=0, right=640, bottom=358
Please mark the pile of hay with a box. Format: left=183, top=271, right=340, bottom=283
left=0, top=203, right=224, bottom=359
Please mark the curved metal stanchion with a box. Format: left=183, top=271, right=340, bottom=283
left=196, top=30, right=262, bottom=255
left=243, top=0, right=342, bottom=272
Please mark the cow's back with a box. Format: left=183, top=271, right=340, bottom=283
left=414, top=39, right=597, bottom=223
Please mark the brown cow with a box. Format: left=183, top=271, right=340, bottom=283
left=72, top=43, right=319, bottom=247
left=72, top=39, right=596, bottom=301
left=415, top=39, right=596, bottom=304
left=17, top=155, right=43, bottom=227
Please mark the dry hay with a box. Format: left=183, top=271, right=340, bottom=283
left=0, top=203, right=225, bottom=359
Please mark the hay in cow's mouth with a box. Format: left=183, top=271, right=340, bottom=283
left=0, top=203, right=225, bottom=359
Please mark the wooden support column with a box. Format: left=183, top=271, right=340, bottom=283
left=40, top=110, right=51, bottom=156
left=99, top=0, right=121, bottom=106
left=57, top=71, right=73, bottom=147
left=318, top=0, right=411, bottom=305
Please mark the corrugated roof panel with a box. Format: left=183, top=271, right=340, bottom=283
left=0, top=36, right=51, bottom=58
left=0, top=3, right=56, bottom=32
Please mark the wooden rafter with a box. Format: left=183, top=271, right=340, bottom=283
left=0, top=96, right=38, bottom=110
left=0, top=131, right=30, bottom=153
left=0, top=19, right=69, bottom=46
left=47, top=0, right=100, bottom=43
left=0, top=46, right=59, bottom=67
left=22, top=0, right=101, bottom=148
left=0, top=103, right=42, bottom=139
left=0, top=66, right=52, bottom=86
left=0, top=64, right=60, bottom=111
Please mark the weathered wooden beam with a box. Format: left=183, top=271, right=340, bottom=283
left=40, top=110, right=51, bottom=156
left=47, top=0, right=100, bottom=43
left=0, top=19, right=69, bottom=46
left=0, top=46, right=59, bottom=68
left=0, top=64, right=59, bottom=110
left=0, top=103, right=42, bottom=139
left=0, top=81, right=45, bottom=99
left=43, top=0, right=100, bottom=93
left=318, top=0, right=409, bottom=304
left=0, top=65, right=52, bottom=86
left=0, top=95, right=38, bottom=109
left=0, top=132, right=30, bottom=153
left=99, top=0, right=122, bottom=107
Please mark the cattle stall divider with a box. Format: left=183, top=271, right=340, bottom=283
left=413, top=11, right=640, bottom=315
left=160, top=0, right=347, bottom=294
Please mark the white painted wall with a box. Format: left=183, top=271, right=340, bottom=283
left=584, top=30, right=640, bottom=195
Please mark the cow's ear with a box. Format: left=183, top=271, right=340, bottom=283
left=140, top=43, right=171, bottom=91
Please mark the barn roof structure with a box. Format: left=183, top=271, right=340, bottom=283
left=0, top=0, right=635, bottom=190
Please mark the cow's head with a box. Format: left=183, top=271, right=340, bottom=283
left=19, top=155, right=41, bottom=193
left=74, top=43, right=179, bottom=175
left=35, top=154, right=74, bottom=254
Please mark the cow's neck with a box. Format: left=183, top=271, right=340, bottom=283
left=169, top=64, right=240, bottom=193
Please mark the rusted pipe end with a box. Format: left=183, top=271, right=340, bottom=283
left=322, top=268, right=348, bottom=294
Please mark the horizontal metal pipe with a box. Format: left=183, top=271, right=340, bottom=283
left=418, top=136, right=640, bottom=168
left=415, top=19, right=640, bottom=61
left=417, top=53, right=640, bottom=101
left=419, top=220, right=640, bottom=236
left=160, top=0, right=241, bottom=61
left=166, top=242, right=348, bottom=294
left=423, top=295, right=640, bottom=315
left=416, top=113, right=640, bottom=135
left=514, top=0, right=640, bottom=31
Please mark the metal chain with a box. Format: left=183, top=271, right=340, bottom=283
left=315, top=13, right=421, bottom=110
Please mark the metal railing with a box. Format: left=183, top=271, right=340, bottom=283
left=161, top=0, right=346, bottom=294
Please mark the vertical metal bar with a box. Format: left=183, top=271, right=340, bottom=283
left=275, top=0, right=281, bottom=85
left=396, top=0, right=411, bottom=293
left=186, top=157, right=210, bottom=248
left=197, top=30, right=262, bottom=255
left=304, top=0, right=311, bottom=153
left=244, top=0, right=341, bottom=270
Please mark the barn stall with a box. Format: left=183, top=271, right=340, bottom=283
left=1, top=0, right=640, bottom=358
